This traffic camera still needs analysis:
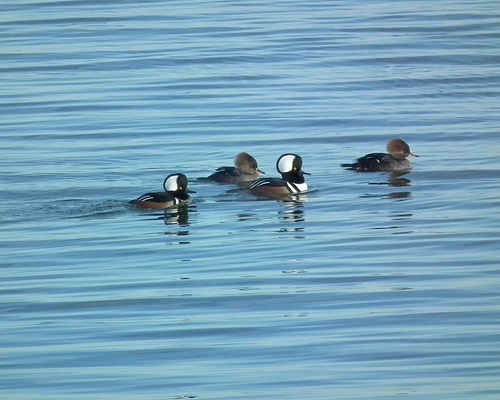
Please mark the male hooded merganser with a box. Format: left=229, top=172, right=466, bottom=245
left=131, top=173, right=193, bottom=210
left=206, top=152, right=265, bottom=184
left=341, top=138, right=418, bottom=172
left=250, top=153, right=309, bottom=196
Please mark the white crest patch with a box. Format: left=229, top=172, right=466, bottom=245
left=277, top=154, right=295, bottom=173
left=163, top=174, right=179, bottom=191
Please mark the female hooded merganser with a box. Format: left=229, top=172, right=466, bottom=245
left=131, top=173, right=193, bottom=210
left=250, top=153, right=309, bottom=196
left=341, top=138, right=418, bottom=172
left=206, top=152, right=265, bottom=184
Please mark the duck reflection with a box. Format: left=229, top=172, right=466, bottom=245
left=362, top=172, right=413, bottom=200
left=388, top=172, right=412, bottom=188
left=277, top=197, right=307, bottom=238
left=237, top=212, right=259, bottom=222
left=278, top=198, right=306, bottom=223
left=162, top=204, right=195, bottom=245
left=367, top=172, right=412, bottom=187
left=162, top=203, right=192, bottom=226
left=361, top=191, right=412, bottom=200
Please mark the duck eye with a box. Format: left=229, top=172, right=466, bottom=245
left=179, top=187, right=183, bottom=190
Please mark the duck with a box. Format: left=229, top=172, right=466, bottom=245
left=250, top=153, right=309, bottom=196
left=206, top=152, right=265, bottom=184
left=131, top=173, right=193, bottom=210
left=341, top=138, right=418, bottom=172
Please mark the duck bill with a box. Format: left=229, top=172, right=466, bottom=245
left=256, top=169, right=265, bottom=174
left=301, top=170, right=311, bottom=175
left=408, top=153, right=419, bottom=158
left=187, top=189, right=197, bottom=193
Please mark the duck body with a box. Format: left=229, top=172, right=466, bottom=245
left=208, top=166, right=257, bottom=184
left=343, top=152, right=413, bottom=172
left=250, top=153, right=309, bottom=196
left=132, top=191, right=183, bottom=210
left=207, top=152, right=264, bottom=184
left=131, top=173, right=192, bottom=210
left=341, top=138, right=418, bottom=172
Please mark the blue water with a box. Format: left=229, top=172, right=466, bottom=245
left=1, top=1, right=500, bottom=399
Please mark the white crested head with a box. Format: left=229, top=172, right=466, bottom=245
left=277, top=154, right=297, bottom=173
left=163, top=174, right=181, bottom=192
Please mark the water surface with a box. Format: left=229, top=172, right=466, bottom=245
left=1, top=1, right=500, bottom=399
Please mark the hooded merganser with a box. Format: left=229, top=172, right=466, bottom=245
left=131, top=173, right=194, bottom=210
left=206, top=152, right=265, bottom=184
left=250, top=153, right=309, bottom=196
left=341, top=138, right=418, bottom=172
